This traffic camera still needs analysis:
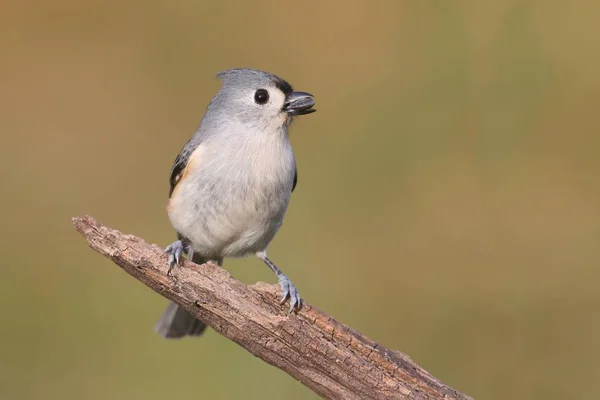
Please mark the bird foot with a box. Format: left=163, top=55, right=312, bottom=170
left=164, top=240, right=184, bottom=276
left=278, top=274, right=302, bottom=314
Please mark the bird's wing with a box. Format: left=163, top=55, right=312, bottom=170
left=169, top=136, right=202, bottom=198
left=169, top=152, right=188, bottom=197
left=292, top=167, right=298, bottom=192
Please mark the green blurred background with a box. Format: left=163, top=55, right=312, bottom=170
left=2, top=1, right=599, bottom=399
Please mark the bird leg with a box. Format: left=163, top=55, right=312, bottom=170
left=164, top=240, right=186, bottom=276
left=257, top=252, right=302, bottom=313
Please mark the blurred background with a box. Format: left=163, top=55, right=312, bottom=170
left=2, top=1, right=599, bottom=399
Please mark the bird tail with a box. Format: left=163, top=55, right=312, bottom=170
left=154, top=254, right=210, bottom=339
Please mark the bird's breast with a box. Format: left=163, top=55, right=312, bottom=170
left=167, top=133, right=295, bottom=257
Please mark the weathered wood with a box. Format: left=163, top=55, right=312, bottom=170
left=72, top=215, right=472, bottom=400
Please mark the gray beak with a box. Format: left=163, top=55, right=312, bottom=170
left=283, top=91, right=316, bottom=116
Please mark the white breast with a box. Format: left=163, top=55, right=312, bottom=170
left=167, top=126, right=296, bottom=259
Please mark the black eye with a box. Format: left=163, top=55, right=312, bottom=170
left=254, top=89, right=269, bottom=105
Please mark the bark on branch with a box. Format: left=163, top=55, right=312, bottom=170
left=72, top=215, right=472, bottom=400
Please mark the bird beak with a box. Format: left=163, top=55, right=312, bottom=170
left=283, top=91, right=316, bottom=116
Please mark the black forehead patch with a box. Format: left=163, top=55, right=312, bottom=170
left=273, top=77, right=293, bottom=94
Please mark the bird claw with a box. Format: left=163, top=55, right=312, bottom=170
left=278, top=274, right=302, bottom=314
left=164, top=240, right=184, bottom=276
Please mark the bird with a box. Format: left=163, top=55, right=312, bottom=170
left=155, top=68, right=316, bottom=339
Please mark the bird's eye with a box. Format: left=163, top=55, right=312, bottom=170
left=254, top=89, right=269, bottom=105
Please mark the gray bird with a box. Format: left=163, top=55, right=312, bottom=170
left=155, top=68, right=316, bottom=338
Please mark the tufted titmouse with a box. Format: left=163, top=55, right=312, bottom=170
left=155, top=68, right=316, bottom=339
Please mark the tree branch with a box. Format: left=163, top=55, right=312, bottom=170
left=72, top=215, right=471, bottom=400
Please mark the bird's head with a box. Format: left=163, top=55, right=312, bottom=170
left=210, top=68, right=316, bottom=132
